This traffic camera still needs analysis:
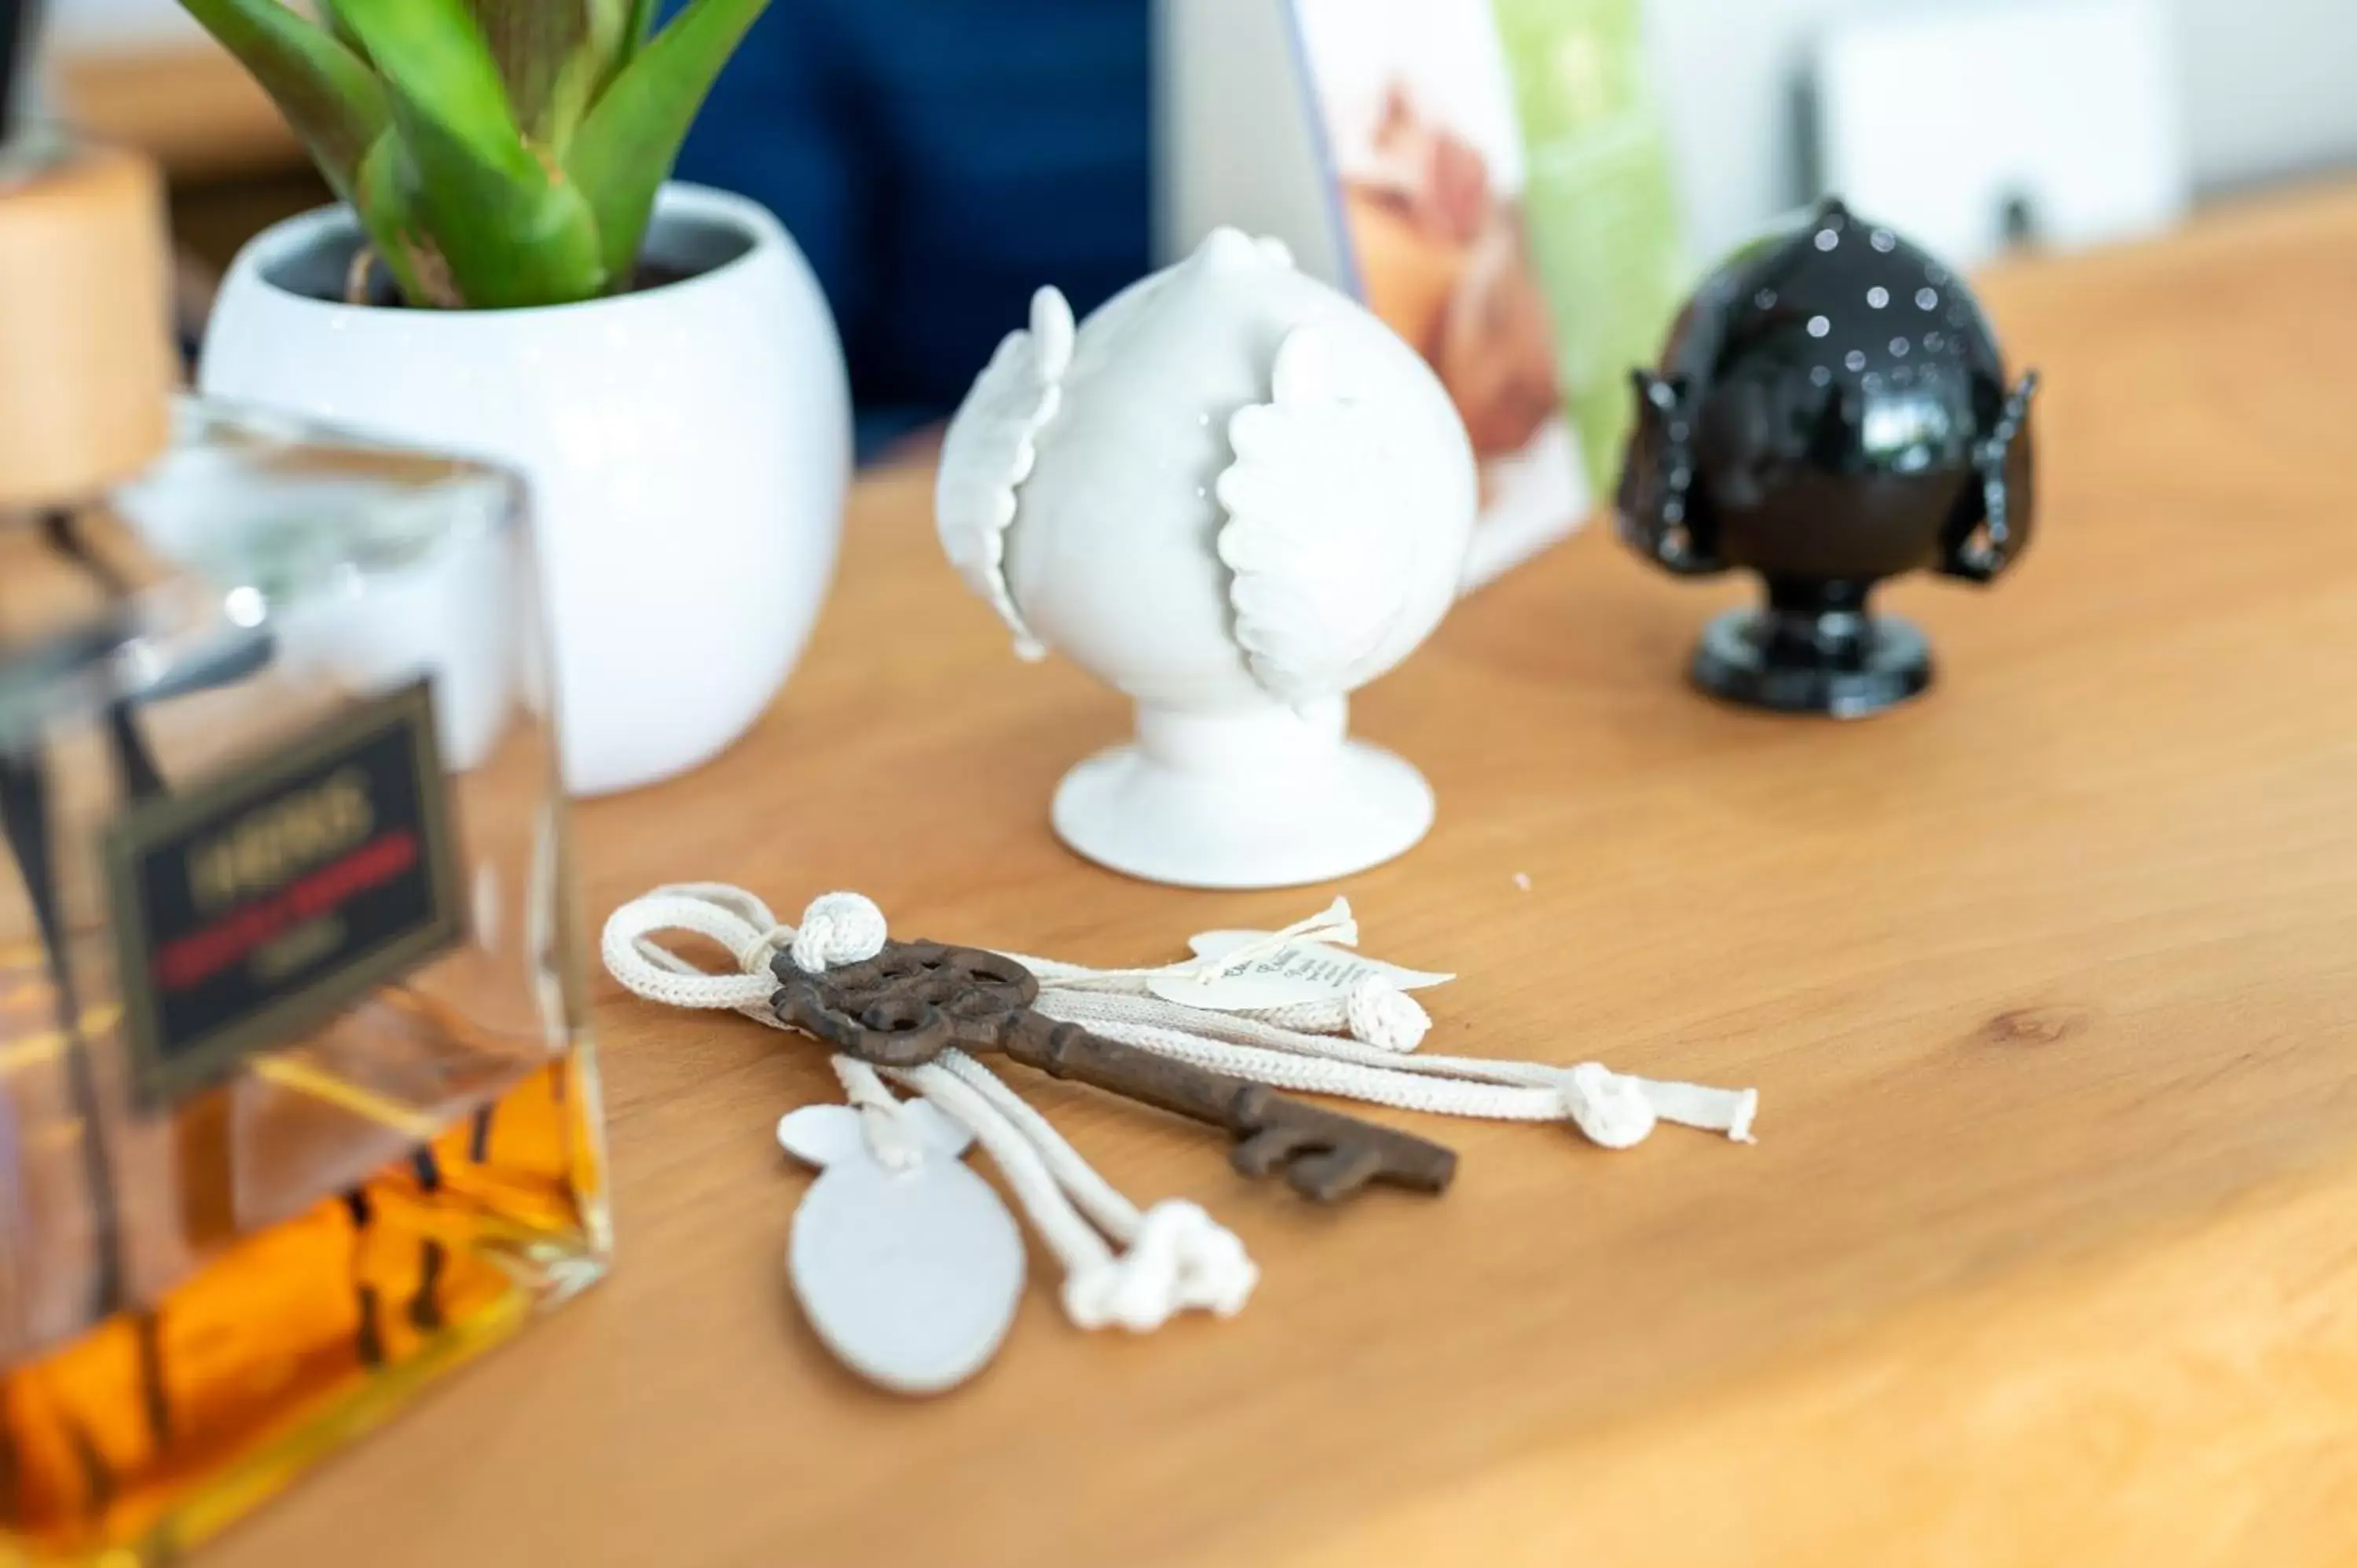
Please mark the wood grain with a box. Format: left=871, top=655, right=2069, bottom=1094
left=207, top=182, right=2357, bottom=1568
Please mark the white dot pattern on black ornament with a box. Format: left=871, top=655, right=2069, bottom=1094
left=1681, top=205, right=2000, bottom=395
left=1646, top=200, right=2018, bottom=488
left=1633, top=199, right=2030, bottom=561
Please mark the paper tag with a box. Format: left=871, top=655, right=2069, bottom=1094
left=1143, top=934, right=1453, bottom=1012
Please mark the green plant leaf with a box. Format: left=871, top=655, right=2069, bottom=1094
left=591, top=0, right=662, bottom=108
left=335, top=0, right=609, bottom=306
left=395, top=117, right=610, bottom=306
left=353, top=130, right=445, bottom=306
left=462, top=0, right=629, bottom=150
left=565, top=0, right=769, bottom=283
left=331, top=0, right=533, bottom=184
left=313, top=0, right=369, bottom=65
left=174, top=0, right=387, bottom=201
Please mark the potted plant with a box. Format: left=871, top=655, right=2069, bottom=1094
left=185, top=0, right=849, bottom=794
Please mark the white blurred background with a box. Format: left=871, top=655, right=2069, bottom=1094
left=37, top=0, right=2357, bottom=392
left=49, top=0, right=2357, bottom=261
left=1648, top=0, right=2357, bottom=257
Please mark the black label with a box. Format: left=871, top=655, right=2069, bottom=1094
left=104, top=680, right=465, bottom=1107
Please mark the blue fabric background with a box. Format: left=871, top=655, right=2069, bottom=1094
left=671, top=0, right=1153, bottom=457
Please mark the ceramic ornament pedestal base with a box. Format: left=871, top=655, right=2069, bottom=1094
left=1050, top=698, right=1434, bottom=889
left=1692, top=584, right=1934, bottom=719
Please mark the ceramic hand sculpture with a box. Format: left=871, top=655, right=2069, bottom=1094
left=937, top=228, right=1478, bottom=888
left=1618, top=197, right=2039, bottom=716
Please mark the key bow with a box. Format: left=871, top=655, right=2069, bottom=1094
left=771, top=941, right=1037, bottom=1067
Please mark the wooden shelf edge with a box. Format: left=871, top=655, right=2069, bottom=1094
left=1292, top=1151, right=2357, bottom=1566
left=54, top=42, right=302, bottom=182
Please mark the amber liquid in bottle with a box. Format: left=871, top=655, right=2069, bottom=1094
left=0, top=1009, right=605, bottom=1564
left=0, top=430, right=608, bottom=1566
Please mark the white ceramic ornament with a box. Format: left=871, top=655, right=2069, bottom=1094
left=777, top=1100, right=1025, bottom=1396
left=937, top=228, right=1479, bottom=889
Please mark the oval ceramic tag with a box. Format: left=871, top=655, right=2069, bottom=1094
left=778, top=1102, right=1025, bottom=1396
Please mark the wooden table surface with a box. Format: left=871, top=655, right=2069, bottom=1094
left=214, top=185, right=2357, bottom=1568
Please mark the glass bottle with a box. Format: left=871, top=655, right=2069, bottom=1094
left=1, top=135, right=607, bottom=1566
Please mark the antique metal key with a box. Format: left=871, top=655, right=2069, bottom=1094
left=771, top=940, right=1456, bottom=1200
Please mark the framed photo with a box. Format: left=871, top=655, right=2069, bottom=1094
left=1160, top=0, right=1686, bottom=585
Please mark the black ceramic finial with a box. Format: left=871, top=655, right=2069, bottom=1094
left=1617, top=196, right=2040, bottom=716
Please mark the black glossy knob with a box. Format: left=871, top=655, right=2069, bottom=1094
left=1616, top=197, right=2039, bottom=716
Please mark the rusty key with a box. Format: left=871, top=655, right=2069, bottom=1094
left=770, top=940, right=1456, bottom=1201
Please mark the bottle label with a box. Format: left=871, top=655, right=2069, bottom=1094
left=103, top=680, right=466, bottom=1107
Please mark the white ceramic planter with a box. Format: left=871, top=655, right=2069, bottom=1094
left=200, top=183, right=850, bottom=795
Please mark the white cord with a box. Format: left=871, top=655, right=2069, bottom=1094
left=830, top=1056, right=926, bottom=1174
left=601, top=886, right=1256, bottom=1332
left=601, top=884, right=1760, bottom=1314
left=1008, top=897, right=1433, bottom=1049
left=603, top=884, right=1758, bottom=1152
left=1032, top=984, right=1755, bottom=1146
left=904, top=1054, right=1253, bottom=1329
left=1017, top=897, right=1356, bottom=991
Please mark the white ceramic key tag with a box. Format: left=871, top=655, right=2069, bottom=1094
left=777, top=1100, right=1026, bottom=1395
